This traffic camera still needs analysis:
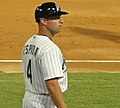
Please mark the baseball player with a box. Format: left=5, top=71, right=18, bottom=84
left=22, top=2, right=68, bottom=108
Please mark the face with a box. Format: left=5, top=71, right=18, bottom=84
left=46, top=16, right=63, bottom=36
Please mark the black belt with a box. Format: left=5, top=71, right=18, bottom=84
left=26, top=90, right=49, bottom=96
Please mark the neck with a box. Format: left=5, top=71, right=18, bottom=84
left=37, top=26, right=54, bottom=40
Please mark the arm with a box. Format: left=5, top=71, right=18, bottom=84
left=45, top=78, right=67, bottom=108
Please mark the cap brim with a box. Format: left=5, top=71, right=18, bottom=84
left=59, top=11, right=69, bottom=15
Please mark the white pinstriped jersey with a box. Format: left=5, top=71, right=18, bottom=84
left=22, top=35, right=68, bottom=95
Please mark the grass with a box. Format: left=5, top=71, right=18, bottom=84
left=0, top=72, right=120, bottom=108
left=0, top=72, right=24, bottom=108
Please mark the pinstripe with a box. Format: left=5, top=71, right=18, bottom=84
left=41, top=49, right=64, bottom=80
left=22, top=35, right=68, bottom=108
left=41, top=42, right=53, bottom=52
left=37, top=60, right=46, bottom=93
left=45, top=96, right=49, bottom=108
left=46, top=96, right=51, bottom=108
left=35, top=59, right=44, bottom=93
left=46, top=51, right=53, bottom=77
left=51, top=49, right=58, bottom=76
left=42, top=53, right=49, bottom=80
left=44, top=52, right=50, bottom=78
left=49, top=49, right=58, bottom=76
left=34, top=68, right=38, bottom=95
left=53, top=49, right=62, bottom=74
left=49, top=99, right=52, bottom=108
left=42, top=44, right=54, bottom=53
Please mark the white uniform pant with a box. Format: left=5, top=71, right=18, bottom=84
left=22, top=91, right=57, bottom=108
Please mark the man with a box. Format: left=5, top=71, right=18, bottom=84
left=22, top=2, right=68, bottom=108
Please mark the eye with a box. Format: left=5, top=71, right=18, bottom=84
left=54, top=16, right=60, bottom=19
left=48, top=16, right=61, bottom=20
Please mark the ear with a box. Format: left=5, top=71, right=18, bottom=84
left=40, top=18, right=47, bottom=26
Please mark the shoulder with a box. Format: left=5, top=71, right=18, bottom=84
left=34, top=35, right=61, bottom=55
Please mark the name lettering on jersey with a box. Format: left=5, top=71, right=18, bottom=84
left=23, top=44, right=39, bottom=57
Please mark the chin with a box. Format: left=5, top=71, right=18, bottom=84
left=58, top=29, right=62, bottom=32
left=57, top=31, right=61, bottom=33
left=56, top=30, right=61, bottom=33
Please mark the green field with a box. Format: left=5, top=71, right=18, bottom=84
left=0, top=72, right=120, bottom=108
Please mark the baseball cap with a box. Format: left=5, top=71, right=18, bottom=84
left=35, top=2, right=68, bottom=22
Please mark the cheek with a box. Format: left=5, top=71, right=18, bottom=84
left=48, top=20, right=59, bottom=27
left=47, top=21, right=58, bottom=29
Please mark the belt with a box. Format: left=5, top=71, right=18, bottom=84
left=26, top=90, right=49, bottom=96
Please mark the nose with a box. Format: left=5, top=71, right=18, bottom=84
left=60, top=18, right=63, bottom=24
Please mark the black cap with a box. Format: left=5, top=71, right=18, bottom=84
left=35, top=2, right=68, bottom=22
